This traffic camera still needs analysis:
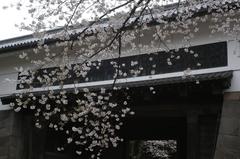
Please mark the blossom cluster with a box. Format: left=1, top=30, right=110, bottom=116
left=11, top=87, right=134, bottom=158
left=141, top=140, right=177, bottom=159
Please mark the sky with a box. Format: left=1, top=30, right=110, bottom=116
left=0, top=0, right=31, bottom=41
left=0, top=0, right=179, bottom=41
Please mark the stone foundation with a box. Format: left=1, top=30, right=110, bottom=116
left=0, top=110, right=26, bottom=159
left=214, top=92, right=240, bottom=159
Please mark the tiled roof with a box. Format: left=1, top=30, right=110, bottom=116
left=0, top=70, right=233, bottom=104
left=0, top=0, right=238, bottom=53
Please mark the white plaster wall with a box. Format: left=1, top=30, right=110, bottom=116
left=0, top=50, right=24, bottom=98
left=1, top=13, right=240, bottom=98
left=227, top=40, right=240, bottom=70
left=225, top=40, right=240, bottom=92
left=0, top=73, right=18, bottom=97
left=225, top=70, right=240, bottom=92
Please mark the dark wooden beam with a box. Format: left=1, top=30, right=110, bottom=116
left=187, top=111, right=199, bottom=159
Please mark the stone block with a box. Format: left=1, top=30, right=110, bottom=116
left=224, top=92, right=240, bottom=101
left=219, top=117, right=240, bottom=136
left=221, top=136, right=240, bottom=152
left=0, top=127, right=11, bottom=138
left=215, top=141, right=240, bottom=159
left=221, top=101, right=240, bottom=118
left=223, top=151, right=240, bottom=159
left=0, top=146, right=9, bottom=157
left=0, top=110, right=12, bottom=122
left=0, top=156, right=8, bottom=159
left=214, top=148, right=225, bottom=159
left=0, top=136, right=10, bottom=147
left=0, top=114, right=14, bottom=130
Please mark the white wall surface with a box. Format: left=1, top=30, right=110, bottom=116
left=1, top=13, right=240, bottom=99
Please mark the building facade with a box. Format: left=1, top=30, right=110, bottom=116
left=0, top=1, right=240, bottom=159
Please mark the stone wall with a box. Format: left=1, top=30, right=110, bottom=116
left=0, top=110, right=27, bottom=159
left=214, top=92, right=240, bottom=159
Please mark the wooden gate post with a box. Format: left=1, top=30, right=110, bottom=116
left=187, top=112, right=199, bottom=159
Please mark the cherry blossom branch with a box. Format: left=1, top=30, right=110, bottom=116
left=147, top=7, right=170, bottom=51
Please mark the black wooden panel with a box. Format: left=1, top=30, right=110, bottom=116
left=17, top=42, right=227, bottom=89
